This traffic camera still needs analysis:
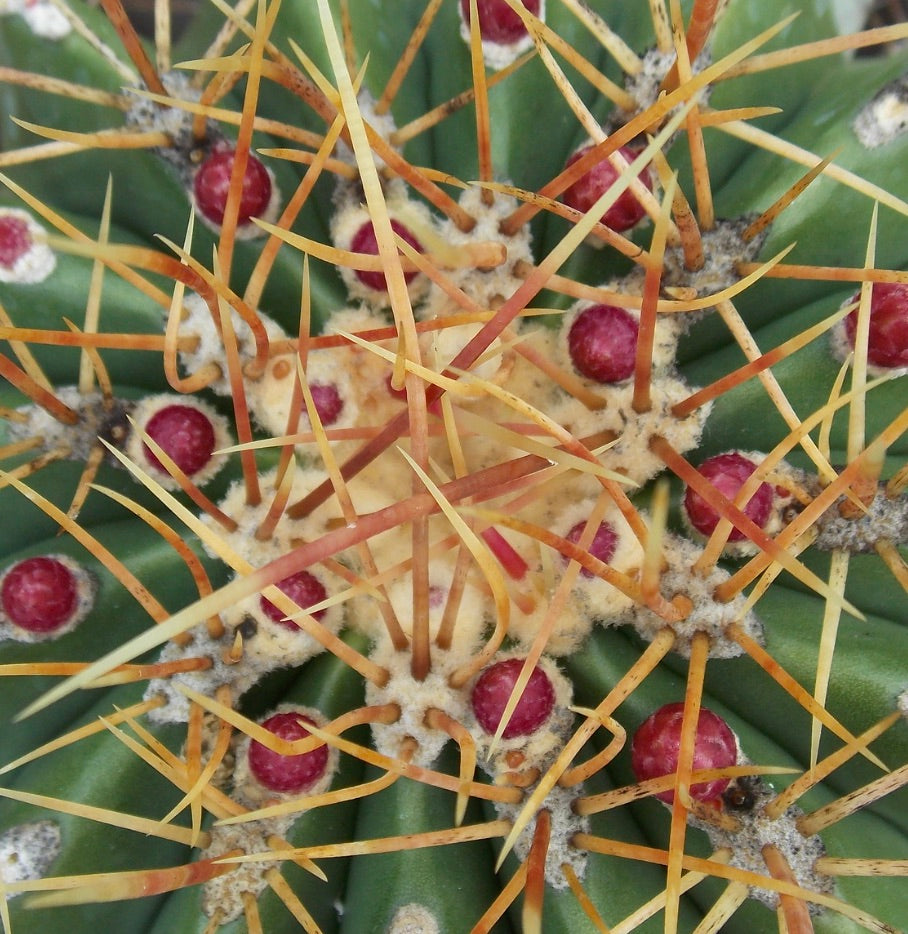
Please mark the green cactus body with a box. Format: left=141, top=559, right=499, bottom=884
left=0, top=0, right=906, bottom=931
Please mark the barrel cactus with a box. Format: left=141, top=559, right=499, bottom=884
left=0, top=0, right=906, bottom=930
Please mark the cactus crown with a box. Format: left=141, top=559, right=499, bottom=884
left=0, top=1, right=906, bottom=932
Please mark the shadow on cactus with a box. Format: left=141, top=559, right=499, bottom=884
left=0, top=0, right=906, bottom=931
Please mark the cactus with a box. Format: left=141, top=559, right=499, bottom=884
left=0, top=0, right=906, bottom=931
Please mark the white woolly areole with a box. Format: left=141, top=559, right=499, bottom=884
left=0, top=0, right=69, bottom=38
left=457, top=0, right=545, bottom=71
left=555, top=498, right=642, bottom=615
left=199, top=467, right=346, bottom=665
left=176, top=292, right=288, bottom=401
left=694, top=772, right=831, bottom=912
left=431, top=186, right=535, bottom=314
left=501, top=484, right=644, bottom=655
left=202, top=465, right=342, bottom=561
left=661, top=216, right=766, bottom=299
left=330, top=179, right=435, bottom=308
left=248, top=344, right=360, bottom=438
left=629, top=534, right=763, bottom=658
left=616, top=45, right=714, bottom=129
left=854, top=75, right=908, bottom=149
left=150, top=462, right=349, bottom=724
left=322, top=305, right=407, bottom=425
left=0, top=552, right=96, bottom=643
left=200, top=823, right=282, bottom=923
left=222, top=571, right=344, bottom=673
left=145, top=583, right=338, bottom=723
left=6, top=387, right=134, bottom=464
left=619, top=48, right=679, bottom=122
left=388, top=904, right=440, bottom=934
left=231, top=704, right=339, bottom=809
left=427, top=320, right=513, bottom=394
left=0, top=820, right=60, bottom=897
left=812, top=483, right=908, bottom=554
left=493, top=782, right=589, bottom=888
left=550, top=375, right=712, bottom=486
left=146, top=629, right=267, bottom=724
left=333, top=89, right=399, bottom=170
left=125, top=393, right=231, bottom=490
left=124, top=73, right=202, bottom=143
left=365, top=645, right=471, bottom=768
left=0, top=209, right=56, bottom=283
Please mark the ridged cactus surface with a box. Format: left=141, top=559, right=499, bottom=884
left=0, top=1, right=906, bottom=932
